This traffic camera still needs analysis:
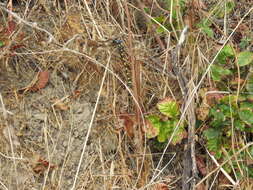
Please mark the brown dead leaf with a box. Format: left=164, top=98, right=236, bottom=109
left=30, top=71, right=49, bottom=92
left=196, top=183, right=206, bottom=190
left=191, top=0, right=207, bottom=10
left=52, top=98, right=69, bottom=111
left=153, top=183, right=169, bottom=190
left=196, top=105, right=209, bottom=121
left=206, top=91, right=224, bottom=105
left=33, top=158, right=56, bottom=174
left=144, top=119, right=159, bottom=138
left=6, top=20, right=16, bottom=35
left=119, top=114, right=135, bottom=138
left=196, top=155, right=207, bottom=176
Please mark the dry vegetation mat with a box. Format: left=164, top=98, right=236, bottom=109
left=0, top=0, right=253, bottom=189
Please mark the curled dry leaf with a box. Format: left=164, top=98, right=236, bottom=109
left=30, top=71, right=49, bottom=92
left=153, top=183, right=169, bottom=190
left=33, top=158, right=56, bottom=174
left=52, top=98, right=69, bottom=111
left=144, top=118, right=159, bottom=138
left=196, top=155, right=207, bottom=176
left=119, top=114, right=135, bottom=138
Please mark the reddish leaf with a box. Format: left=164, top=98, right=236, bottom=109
left=153, top=183, right=169, bottom=190
left=195, top=183, right=206, bottom=190
left=31, top=71, right=49, bottom=92
left=6, top=21, right=16, bottom=35
left=196, top=156, right=207, bottom=176
left=206, top=89, right=224, bottom=105
left=119, top=114, right=135, bottom=138
left=33, top=158, right=56, bottom=174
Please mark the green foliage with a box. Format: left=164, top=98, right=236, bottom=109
left=0, top=41, right=4, bottom=47
left=197, top=19, right=214, bottom=38
left=204, top=96, right=253, bottom=156
left=217, top=45, right=235, bottom=64
left=211, top=65, right=232, bottom=81
left=239, top=37, right=252, bottom=49
left=213, top=0, right=235, bottom=18
left=164, top=0, right=186, bottom=19
left=146, top=98, right=185, bottom=144
left=157, top=99, right=179, bottom=118
left=237, top=51, right=253, bottom=67
left=246, top=71, right=253, bottom=93
left=210, top=45, right=236, bottom=81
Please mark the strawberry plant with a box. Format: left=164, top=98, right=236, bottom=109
left=145, top=98, right=186, bottom=145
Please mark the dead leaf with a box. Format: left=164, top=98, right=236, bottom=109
left=196, top=155, right=207, bottom=176
left=119, top=114, right=135, bottom=138
left=30, top=71, right=49, bottom=92
left=6, top=20, right=16, bottom=35
left=195, top=183, right=206, bottom=190
left=153, top=183, right=169, bottom=190
left=144, top=119, right=159, bottom=138
left=32, top=157, right=56, bottom=174
left=52, top=98, right=69, bottom=111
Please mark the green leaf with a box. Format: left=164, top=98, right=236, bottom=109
left=249, top=146, right=253, bottom=157
left=211, top=65, right=231, bottom=81
left=156, top=26, right=166, bottom=34
left=204, top=128, right=221, bottom=140
left=157, top=120, right=172, bottom=142
left=157, top=98, right=179, bottom=118
left=0, top=41, right=4, bottom=47
left=165, top=0, right=186, bottom=19
left=153, top=16, right=165, bottom=24
left=246, top=72, right=253, bottom=93
left=239, top=109, right=253, bottom=125
left=197, top=19, right=213, bottom=38
left=234, top=120, right=245, bottom=131
left=217, top=45, right=235, bottom=64
left=157, top=119, right=185, bottom=144
left=204, top=128, right=223, bottom=156
left=239, top=37, right=251, bottom=49
left=145, top=115, right=161, bottom=138
left=221, top=95, right=246, bottom=105
left=210, top=107, right=225, bottom=122
left=237, top=51, right=253, bottom=67
left=240, top=102, right=253, bottom=110
left=214, top=0, right=235, bottom=18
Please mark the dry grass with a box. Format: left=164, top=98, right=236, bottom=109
left=0, top=0, right=253, bottom=189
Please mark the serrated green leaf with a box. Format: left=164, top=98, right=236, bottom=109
left=204, top=128, right=221, bottom=140
left=240, top=102, right=253, bottom=110
left=220, top=95, right=245, bottom=105
left=157, top=119, right=185, bottom=144
left=145, top=115, right=161, bottom=138
left=157, top=120, right=172, bottom=142
left=202, top=25, right=214, bottom=38
left=239, top=37, right=251, bottom=49
left=197, top=19, right=214, bottom=38
left=157, top=98, right=179, bottom=118
left=237, top=51, right=253, bottom=67
left=239, top=109, right=253, bottom=125
left=210, top=107, right=225, bottom=121
left=211, top=65, right=231, bottom=81
left=234, top=120, right=245, bottom=131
